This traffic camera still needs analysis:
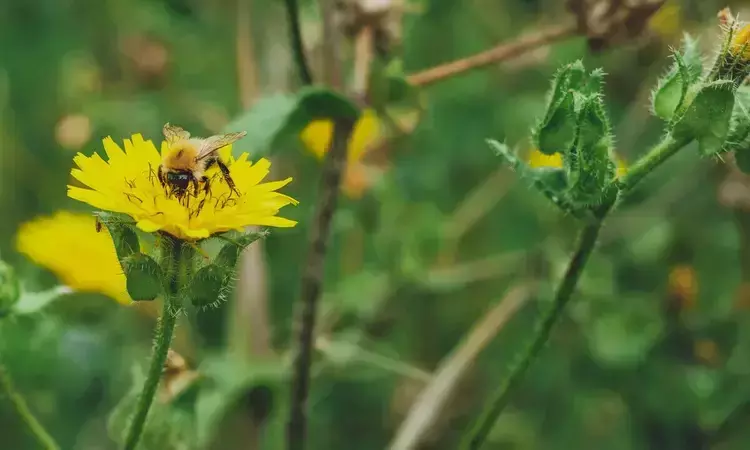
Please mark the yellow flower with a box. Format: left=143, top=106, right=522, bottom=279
left=68, top=133, right=298, bottom=240
left=300, top=109, right=382, bottom=162
left=731, top=23, right=750, bottom=61
left=527, top=149, right=563, bottom=169
left=526, top=148, right=628, bottom=178
left=648, top=1, right=681, bottom=40
left=15, top=211, right=131, bottom=304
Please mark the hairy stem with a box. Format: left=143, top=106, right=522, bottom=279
left=618, top=134, right=693, bottom=193
left=123, top=238, right=189, bottom=450
left=287, top=119, right=355, bottom=450
left=459, top=220, right=604, bottom=450
left=459, top=133, right=697, bottom=449
left=406, top=24, right=578, bottom=88
left=283, top=0, right=313, bottom=85
left=0, top=363, right=60, bottom=450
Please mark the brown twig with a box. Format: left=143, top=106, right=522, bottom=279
left=406, top=23, right=579, bottom=88
left=287, top=119, right=356, bottom=450
left=352, top=25, right=375, bottom=101
left=318, top=0, right=344, bottom=89
left=388, top=284, right=533, bottom=450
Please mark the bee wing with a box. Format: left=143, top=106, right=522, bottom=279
left=196, top=131, right=248, bottom=161
left=163, top=123, right=191, bottom=144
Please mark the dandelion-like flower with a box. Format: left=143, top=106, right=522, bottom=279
left=68, top=132, right=298, bottom=240
left=15, top=211, right=131, bottom=304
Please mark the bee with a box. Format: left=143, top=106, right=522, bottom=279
left=158, top=123, right=247, bottom=199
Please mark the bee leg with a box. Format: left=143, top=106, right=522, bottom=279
left=201, top=176, right=212, bottom=197
left=157, top=165, right=166, bottom=188
left=215, top=159, right=240, bottom=196
left=191, top=175, right=200, bottom=197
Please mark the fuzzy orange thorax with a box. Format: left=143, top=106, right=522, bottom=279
left=163, top=140, right=199, bottom=170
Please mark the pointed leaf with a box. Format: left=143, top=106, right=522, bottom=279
left=674, top=80, right=736, bottom=156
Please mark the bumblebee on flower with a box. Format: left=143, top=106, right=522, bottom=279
left=68, top=124, right=298, bottom=240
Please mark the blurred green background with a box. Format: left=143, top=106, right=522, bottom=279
left=4, top=0, right=750, bottom=449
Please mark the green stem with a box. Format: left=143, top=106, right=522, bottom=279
left=460, top=134, right=696, bottom=449
left=617, top=134, right=693, bottom=193
left=123, top=237, right=190, bottom=450
left=0, top=363, right=60, bottom=450
left=459, top=219, right=604, bottom=450
left=283, top=0, right=313, bottom=85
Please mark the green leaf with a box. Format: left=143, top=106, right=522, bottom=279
left=565, top=93, right=616, bottom=205
left=94, top=212, right=139, bottom=263
left=223, top=94, right=299, bottom=157
left=487, top=140, right=522, bottom=171
left=533, top=61, right=585, bottom=155
left=11, top=286, right=71, bottom=315
left=224, top=88, right=360, bottom=159
left=287, top=86, right=361, bottom=131
left=194, top=355, right=287, bottom=449
left=536, top=91, right=577, bottom=155
left=723, top=85, right=750, bottom=154
left=122, top=253, right=163, bottom=301
left=674, top=80, right=736, bottom=156
left=0, top=260, right=20, bottom=315
left=108, top=366, right=198, bottom=450
left=214, top=231, right=268, bottom=269
left=651, top=35, right=704, bottom=121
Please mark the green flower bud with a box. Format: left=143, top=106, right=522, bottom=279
left=673, top=80, right=735, bottom=156
left=709, top=23, right=750, bottom=86
left=533, top=61, right=586, bottom=155
left=188, top=264, right=231, bottom=309
left=652, top=35, right=703, bottom=121
left=121, top=253, right=163, bottom=301
left=0, top=260, right=20, bottom=316
left=94, top=212, right=139, bottom=261
left=565, top=92, right=617, bottom=207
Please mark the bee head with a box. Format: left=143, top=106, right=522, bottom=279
left=166, top=171, right=192, bottom=193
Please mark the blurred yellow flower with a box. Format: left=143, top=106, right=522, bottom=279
left=68, top=133, right=298, bottom=240
left=648, top=1, right=682, bottom=39
left=526, top=148, right=628, bottom=178
left=527, top=149, right=563, bottom=169
left=15, top=211, right=131, bottom=304
left=300, top=109, right=382, bottom=162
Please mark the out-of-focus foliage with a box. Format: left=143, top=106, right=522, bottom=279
left=4, top=0, right=750, bottom=449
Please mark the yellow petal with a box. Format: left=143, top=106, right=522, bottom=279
left=15, top=211, right=132, bottom=304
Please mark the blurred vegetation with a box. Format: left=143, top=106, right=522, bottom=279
left=4, top=0, right=750, bottom=449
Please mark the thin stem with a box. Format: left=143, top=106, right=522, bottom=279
left=406, top=24, right=578, bottom=88
left=287, top=119, right=355, bottom=450
left=123, top=238, right=188, bottom=450
left=352, top=25, right=374, bottom=103
left=317, top=0, right=343, bottom=89
left=459, top=220, right=604, bottom=450
left=458, top=132, right=697, bottom=450
left=618, top=134, right=693, bottom=193
left=0, top=363, right=60, bottom=450
left=283, top=0, right=313, bottom=85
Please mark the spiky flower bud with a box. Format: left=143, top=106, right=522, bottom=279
left=709, top=17, right=750, bottom=86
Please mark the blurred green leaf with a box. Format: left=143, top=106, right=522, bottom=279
left=11, top=286, right=71, bottom=315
